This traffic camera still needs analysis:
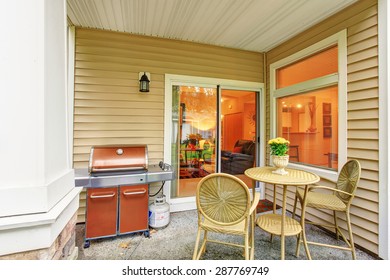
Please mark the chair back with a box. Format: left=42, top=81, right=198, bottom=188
left=336, top=159, right=361, bottom=202
left=196, top=173, right=251, bottom=226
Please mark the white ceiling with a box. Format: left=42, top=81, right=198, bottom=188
left=67, top=0, right=357, bottom=52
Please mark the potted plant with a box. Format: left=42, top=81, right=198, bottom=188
left=268, top=137, right=290, bottom=175
left=183, top=133, right=202, bottom=149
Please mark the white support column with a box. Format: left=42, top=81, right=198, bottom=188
left=67, top=26, right=76, bottom=169
left=0, top=0, right=80, bottom=256
left=378, top=0, right=389, bottom=260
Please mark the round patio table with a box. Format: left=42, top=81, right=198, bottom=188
left=245, top=166, right=320, bottom=260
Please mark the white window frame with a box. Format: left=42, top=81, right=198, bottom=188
left=270, top=30, right=347, bottom=182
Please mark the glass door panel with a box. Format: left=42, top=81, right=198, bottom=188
left=171, top=86, right=217, bottom=198
left=220, top=90, right=257, bottom=188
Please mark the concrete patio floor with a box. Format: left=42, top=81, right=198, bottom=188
left=75, top=209, right=377, bottom=261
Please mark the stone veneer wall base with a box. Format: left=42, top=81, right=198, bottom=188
left=0, top=213, right=78, bottom=260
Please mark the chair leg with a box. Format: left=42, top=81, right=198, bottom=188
left=345, top=210, right=356, bottom=260
left=300, top=199, right=311, bottom=260
left=295, top=233, right=301, bottom=257
left=333, top=210, right=339, bottom=240
left=192, top=228, right=203, bottom=260
left=201, top=231, right=208, bottom=254
left=244, top=233, right=249, bottom=260
left=250, top=214, right=255, bottom=260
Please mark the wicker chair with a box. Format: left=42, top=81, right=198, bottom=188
left=192, top=173, right=260, bottom=260
left=292, top=159, right=361, bottom=259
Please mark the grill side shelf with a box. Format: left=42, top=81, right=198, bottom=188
left=74, top=164, right=175, bottom=188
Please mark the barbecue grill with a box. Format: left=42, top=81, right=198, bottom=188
left=74, top=144, right=175, bottom=248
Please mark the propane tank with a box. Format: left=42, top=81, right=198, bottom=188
left=149, top=195, right=170, bottom=229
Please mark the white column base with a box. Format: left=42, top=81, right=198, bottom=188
left=0, top=187, right=81, bottom=256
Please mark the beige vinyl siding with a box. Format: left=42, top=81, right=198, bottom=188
left=73, top=28, right=263, bottom=222
left=265, top=0, right=379, bottom=256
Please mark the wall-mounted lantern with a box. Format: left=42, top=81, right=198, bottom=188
left=139, top=72, right=150, bottom=92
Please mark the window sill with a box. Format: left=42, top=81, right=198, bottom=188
left=287, top=162, right=338, bottom=182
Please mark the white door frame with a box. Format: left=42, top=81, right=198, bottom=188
left=378, top=0, right=389, bottom=260
left=164, top=74, right=264, bottom=212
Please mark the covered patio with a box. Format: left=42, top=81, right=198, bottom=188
left=67, top=0, right=384, bottom=260
left=1, top=0, right=388, bottom=265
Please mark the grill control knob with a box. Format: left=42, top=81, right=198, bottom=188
left=116, top=148, right=124, bottom=155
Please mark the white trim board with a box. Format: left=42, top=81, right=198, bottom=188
left=378, top=0, right=389, bottom=260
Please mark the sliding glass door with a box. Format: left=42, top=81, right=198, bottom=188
left=170, top=85, right=218, bottom=199
left=165, top=75, right=264, bottom=211
left=170, top=86, right=258, bottom=199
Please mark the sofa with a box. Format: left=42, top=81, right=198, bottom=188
left=221, top=139, right=255, bottom=175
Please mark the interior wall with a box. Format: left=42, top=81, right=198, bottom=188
left=221, top=90, right=256, bottom=150
left=243, top=103, right=256, bottom=141
left=279, top=87, right=339, bottom=167
left=265, top=0, right=379, bottom=255
left=73, top=28, right=264, bottom=222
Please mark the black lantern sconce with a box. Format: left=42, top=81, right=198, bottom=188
left=139, top=72, right=150, bottom=92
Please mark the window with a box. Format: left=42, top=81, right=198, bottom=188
left=276, top=46, right=338, bottom=89
left=277, top=86, right=338, bottom=169
left=270, top=31, right=347, bottom=176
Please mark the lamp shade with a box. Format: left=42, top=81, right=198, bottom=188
left=139, top=72, right=150, bottom=92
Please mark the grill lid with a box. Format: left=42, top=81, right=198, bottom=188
left=88, top=145, right=148, bottom=175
